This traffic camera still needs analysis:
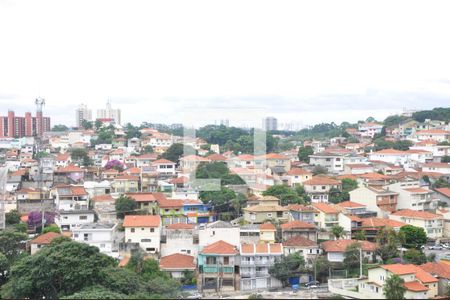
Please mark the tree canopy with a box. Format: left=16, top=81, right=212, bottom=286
left=269, top=252, right=306, bottom=286
left=196, top=162, right=245, bottom=185
left=263, top=185, right=306, bottom=205
left=115, top=195, right=137, bottom=219
left=383, top=274, right=406, bottom=299
left=160, top=143, right=196, bottom=164
left=298, top=146, right=314, bottom=163
left=399, top=225, right=427, bottom=250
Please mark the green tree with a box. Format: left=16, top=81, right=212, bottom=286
left=399, top=225, right=427, bottom=249
left=0, top=231, right=27, bottom=263
left=331, top=225, right=345, bottom=240
left=81, top=119, right=93, bottom=130
left=329, top=178, right=357, bottom=204
left=298, top=146, right=314, bottom=163
left=199, top=187, right=236, bottom=214
left=312, top=165, right=328, bottom=175
left=353, top=230, right=366, bottom=241
left=442, top=156, right=450, bottom=163
left=115, top=195, right=137, bottom=219
left=160, top=143, right=196, bottom=164
left=344, top=242, right=361, bottom=270
left=181, top=270, right=196, bottom=286
left=52, top=124, right=69, bottom=132
left=269, top=252, right=306, bottom=287
left=432, top=178, right=450, bottom=189
left=142, top=145, right=154, bottom=154
left=62, top=286, right=127, bottom=299
left=404, top=248, right=427, bottom=265
left=0, top=252, right=9, bottom=285
left=5, top=210, right=20, bottom=225
left=196, top=162, right=245, bottom=185
left=376, top=227, right=403, bottom=263
left=263, top=185, right=303, bottom=205
left=383, top=274, right=406, bottom=299
left=383, top=115, right=409, bottom=127
left=42, top=224, right=61, bottom=234
left=7, top=240, right=117, bottom=299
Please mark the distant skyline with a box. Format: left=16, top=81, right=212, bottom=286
left=1, top=0, right=450, bottom=128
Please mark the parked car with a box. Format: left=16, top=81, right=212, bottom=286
left=429, top=245, right=443, bottom=250
left=307, top=285, right=319, bottom=290
left=305, top=281, right=320, bottom=287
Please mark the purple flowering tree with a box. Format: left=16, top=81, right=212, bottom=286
left=104, top=160, right=124, bottom=172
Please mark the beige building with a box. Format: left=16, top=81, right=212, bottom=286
left=359, top=264, right=438, bottom=299
left=349, top=185, right=399, bottom=218
left=389, top=209, right=443, bottom=239
left=243, top=204, right=289, bottom=224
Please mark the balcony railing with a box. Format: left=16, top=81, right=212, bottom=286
left=203, top=265, right=234, bottom=273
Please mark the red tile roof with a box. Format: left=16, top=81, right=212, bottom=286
left=312, top=202, right=340, bottom=214
left=423, top=162, right=450, bottom=168
left=126, top=192, right=166, bottom=203
left=259, top=222, right=276, bottom=230
left=123, top=215, right=161, bottom=227
left=158, top=199, right=184, bottom=208
left=55, top=165, right=84, bottom=173
left=93, top=194, right=114, bottom=202
left=30, top=232, right=62, bottom=245
left=360, top=217, right=407, bottom=229
left=166, top=223, right=195, bottom=230
left=170, top=176, right=189, bottom=184
left=286, top=204, right=318, bottom=213
left=420, top=262, right=450, bottom=279
left=436, top=188, right=450, bottom=198
left=280, top=220, right=316, bottom=230
left=337, top=201, right=366, bottom=208
left=391, top=209, right=442, bottom=220
left=321, top=239, right=377, bottom=252
left=240, top=243, right=283, bottom=254
left=403, top=281, right=429, bottom=292
left=206, top=153, right=227, bottom=161
left=372, top=149, right=407, bottom=155
left=304, top=176, right=341, bottom=186
left=416, top=129, right=450, bottom=135
left=286, top=168, right=312, bottom=176
left=56, top=153, right=71, bottom=161
left=201, top=240, right=238, bottom=255
left=159, top=253, right=196, bottom=270
left=152, top=158, right=175, bottom=165
left=180, top=155, right=210, bottom=162
left=283, top=236, right=317, bottom=247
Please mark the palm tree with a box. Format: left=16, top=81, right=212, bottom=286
left=383, top=275, right=406, bottom=299
left=331, top=225, right=345, bottom=240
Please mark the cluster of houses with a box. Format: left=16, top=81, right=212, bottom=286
left=1, top=117, right=450, bottom=298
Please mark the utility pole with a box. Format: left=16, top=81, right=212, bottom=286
left=359, top=247, right=363, bottom=278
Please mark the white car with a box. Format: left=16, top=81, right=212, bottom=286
left=429, top=245, right=443, bottom=250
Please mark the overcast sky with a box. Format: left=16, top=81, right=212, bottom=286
left=1, top=0, right=450, bottom=128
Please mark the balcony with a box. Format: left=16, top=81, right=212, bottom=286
left=203, top=265, right=234, bottom=274
left=254, top=260, right=273, bottom=266
left=240, top=260, right=254, bottom=266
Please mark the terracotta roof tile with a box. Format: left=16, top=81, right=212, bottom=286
left=337, top=201, right=366, bottom=208
left=280, top=220, right=316, bottom=230
left=420, top=262, right=450, bottom=279
left=30, top=232, right=62, bottom=245
left=202, top=240, right=238, bottom=255
left=312, top=202, right=340, bottom=214
left=152, top=158, right=175, bottom=165
left=304, top=176, right=341, bottom=186
left=166, top=223, right=195, bottom=230
left=436, top=188, right=450, bottom=198
left=93, top=194, right=114, bottom=202
left=160, top=253, right=196, bottom=270
left=259, top=223, right=276, bottom=230
left=391, top=209, right=442, bottom=220
left=321, top=239, right=377, bottom=252
left=403, top=281, right=428, bottom=292
left=126, top=192, right=166, bottom=202
left=283, top=236, right=317, bottom=247
left=286, top=168, right=312, bottom=176
left=123, top=215, right=161, bottom=227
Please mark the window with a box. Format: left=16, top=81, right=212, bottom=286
left=141, top=238, right=152, bottom=242
left=74, top=234, right=79, bottom=238
left=141, top=227, right=145, bottom=231
left=79, top=216, right=87, bottom=220
left=150, top=228, right=154, bottom=232
left=131, top=228, right=135, bottom=233
left=224, top=257, right=229, bottom=265
left=100, top=244, right=105, bottom=248
left=321, top=186, right=326, bottom=190
left=267, top=213, right=273, bottom=218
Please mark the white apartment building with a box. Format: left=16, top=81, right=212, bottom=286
left=123, top=215, right=162, bottom=254
left=72, top=222, right=119, bottom=258
left=387, top=181, right=438, bottom=211
left=161, top=223, right=199, bottom=257
left=198, top=220, right=240, bottom=248
left=97, top=101, right=121, bottom=125
left=389, top=209, right=443, bottom=239
left=239, top=243, right=283, bottom=291
left=75, top=103, right=92, bottom=128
